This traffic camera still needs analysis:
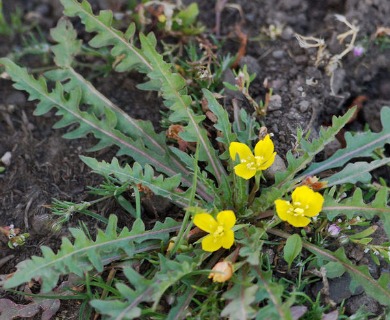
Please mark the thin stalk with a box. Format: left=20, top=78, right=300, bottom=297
left=248, top=172, right=261, bottom=206
left=133, top=186, right=142, bottom=220
left=169, top=141, right=200, bottom=256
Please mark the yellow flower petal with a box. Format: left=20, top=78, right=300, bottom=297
left=292, top=186, right=324, bottom=217
left=257, top=151, right=277, bottom=170
left=274, top=199, right=293, bottom=221
left=193, top=213, right=218, bottom=233
left=305, top=192, right=324, bottom=217
left=286, top=215, right=311, bottom=227
left=254, top=134, right=274, bottom=160
left=216, top=210, right=236, bottom=229
left=220, top=229, right=234, bottom=249
left=202, top=234, right=222, bottom=252
left=229, top=142, right=254, bottom=162
left=292, top=186, right=312, bottom=204
left=234, top=163, right=257, bottom=180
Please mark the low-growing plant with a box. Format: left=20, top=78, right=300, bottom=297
left=1, top=0, right=390, bottom=318
left=0, top=1, right=24, bottom=37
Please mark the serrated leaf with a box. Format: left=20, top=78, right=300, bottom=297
left=203, top=89, right=237, bottom=159
left=4, top=215, right=180, bottom=292
left=254, top=269, right=293, bottom=320
left=92, top=254, right=197, bottom=319
left=233, top=107, right=259, bottom=143
left=281, top=107, right=357, bottom=185
left=303, top=106, right=390, bottom=176
left=60, top=0, right=151, bottom=73
left=221, top=284, right=258, bottom=319
left=0, top=58, right=215, bottom=202
left=139, top=33, right=227, bottom=187
left=90, top=299, right=141, bottom=320
left=81, top=156, right=198, bottom=208
left=237, top=226, right=265, bottom=266
left=325, top=158, right=390, bottom=187
left=0, top=293, right=60, bottom=320
left=50, top=17, right=81, bottom=67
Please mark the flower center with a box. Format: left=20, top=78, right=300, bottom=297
left=255, top=155, right=264, bottom=167
left=212, top=225, right=225, bottom=241
left=241, top=157, right=256, bottom=170
left=287, top=201, right=309, bottom=217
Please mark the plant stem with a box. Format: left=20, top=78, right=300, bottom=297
left=169, top=140, right=201, bottom=256
left=248, top=173, right=261, bottom=206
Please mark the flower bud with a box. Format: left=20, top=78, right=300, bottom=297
left=328, top=224, right=341, bottom=237
left=353, top=45, right=364, bottom=57
left=209, top=261, right=234, bottom=283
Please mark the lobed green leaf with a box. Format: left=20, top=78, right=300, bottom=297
left=4, top=215, right=180, bottom=292
left=81, top=156, right=199, bottom=208
left=325, top=158, right=390, bottom=187
left=303, top=106, right=390, bottom=176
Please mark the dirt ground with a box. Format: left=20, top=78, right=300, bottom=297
left=0, top=0, right=389, bottom=318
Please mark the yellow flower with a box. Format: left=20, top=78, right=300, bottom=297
left=274, top=186, right=324, bottom=227
left=209, top=261, right=234, bottom=282
left=157, top=14, right=167, bottom=23
left=229, top=135, right=276, bottom=180
left=193, top=210, right=236, bottom=252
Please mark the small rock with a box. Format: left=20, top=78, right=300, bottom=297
left=239, top=56, right=261, bottom=76
left=311, top=273, right=363, bottom=304
left=5, top=91, right=26, bottom=105
left=281, top=26, right=294, bottom=40
left=267, top=94, right=282, bottom=111
left=348, top=245, right=364, bottom=262
left=1, top=152, right=12, bottom=166
left=35, top=4, right=51, bottom=16
left=294, top=55, right=308, bottom=65
left=362, top=102, right=388, bottom=132
left=264, top=154, right=286, bottom=180
left=379, top=80, right=390, bottom=99
left=272, top=50, right=285, bottom=59
left=142, top=195, right=172, bottom=217
left=330, top=68, right=346, bottom=95
left=31, top=214, right=55, bottom=235
left=345, top=294, right=381, bottom=315
left=299, top=100, right=310, bottom=113
left=270, top=79, right=286, bottom=90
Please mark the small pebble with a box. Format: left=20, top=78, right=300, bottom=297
left=267, top=94, right=282, bottom=111
left=272, top=50, right=285, bottom=59
left=264, top=154, right=286, bottom=180
left=299, top=100, right=310, bottom=113
left=1, top=152, right=12, bottom=166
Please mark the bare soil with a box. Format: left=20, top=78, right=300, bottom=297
left=0, top=0, right=389, bottom=318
